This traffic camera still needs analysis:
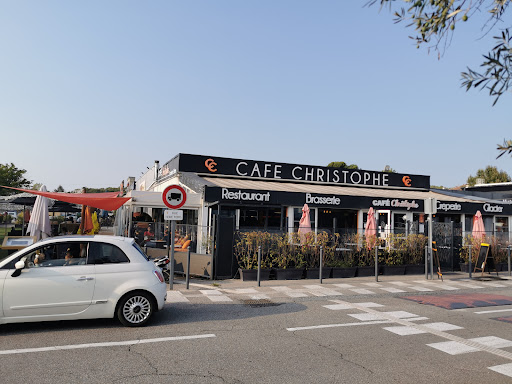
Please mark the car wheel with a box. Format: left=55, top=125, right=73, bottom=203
left=116, top=291, right=154, bottom=327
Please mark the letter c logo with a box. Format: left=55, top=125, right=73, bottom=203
left=402, top=176, right=412, bottom=187
left=205, top=158, right=217, bottom=172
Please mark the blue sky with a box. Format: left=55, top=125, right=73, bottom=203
left=1, top=1, right=510, bottom=192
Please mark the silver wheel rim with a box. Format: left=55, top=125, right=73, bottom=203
left=122, top=295, right=151, bottom=324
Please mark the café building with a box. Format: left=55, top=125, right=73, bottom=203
left=122, top=154, right=511, bottom=277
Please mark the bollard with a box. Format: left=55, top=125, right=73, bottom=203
left=375, top=245, right=378, bottom=282
left=425, top=246, right=428, bottom=280
left=186, top=246, right=191, bottom=289
left=257, top=246, right=261, bottom=287
left=319, top=246, right=323, bottom=284
left=508, top=246, right=511, bottom=277
left=468, top=245, right=472, bottom=279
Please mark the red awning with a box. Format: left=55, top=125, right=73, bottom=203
left=3, top=186, right=131, bottom=211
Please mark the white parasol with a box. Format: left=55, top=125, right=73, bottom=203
left=27, top=185, right=51, bottom=241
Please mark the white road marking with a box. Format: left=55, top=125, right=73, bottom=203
left=0, top=334, right=216, bottom=356
left=200, top=290, right=223, bottom=295
left=325, top=300, right=383, bottom=309
left=380, top=288, right=406, bottom=293
left=323, top=303, right=354, bottom=310
left=363, top=283, right=382, bottom=287
left=349, top=311, right=419, bottom=322
left=232, top=288, right=259, bottom=294
left=303, top=285, right=342, bottom=296
left=166, top=291, right=190, bottom=303
left=332, top=283, right=355, bottom=289
left=435, top=285, right=459, bottom=291
left=250, top=294, right=270, bottom=300
left=286, top=291, right=308, bottom=298
left=207, top=295, right=233, bottom=302
left=427, top=341, right=479, bottom=355
left=287, top=320, right=392, bottom=332
left=408, top=286, right=433, bottom=292
left=349, top=288, right=375, bottom=295
left=469, top=336, right=512, bottom=349
left=390, top=282, right=411, bottom=287
left=489, top=363, right=512, bottom=378
left=450, top=282, right=484, bottom=289
left=420, top=322, right=463, bottom=331
left=384, top=326, right=427, bottom=336
left=475, top=308, right=512, bottom=314
left=303, top=299, right=512, bottom=362
left=270, top=286, right=292, bottom=291
left=483, top=283, right=507, bottom=288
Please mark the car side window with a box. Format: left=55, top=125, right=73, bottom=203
left=88, top=242, right=129, bottom=264
left=20, top=242, right=89, bottom=268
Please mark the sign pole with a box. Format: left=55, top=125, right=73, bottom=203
left=166, top=218, right=170, bottom=278
left=161, top=184, right=187, bottom=291
left=169, top=219, right=176, bottom=290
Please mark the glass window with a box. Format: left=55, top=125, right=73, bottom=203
left=133, top=242, right=150, bottom=261
left=88, top=242, right=129, bottom=264
left=20, top=242, right=88, bottom=268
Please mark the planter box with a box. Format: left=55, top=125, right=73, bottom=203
left=459, top=263, right=470, bottom=273
left=405, top=264, right=424, bottom=275
left=239, top=269, right=271, bottom=281
left=331, top=267, right=357, bottom=278
left=497, top=263, right=510, bottom=272
left=356, top=266, right=375, bottom=277
left=274, top=268, right=304, bottom=280
left=380, top=265, right=406, bottom=276
left=305, top=268, right=332, bottom=279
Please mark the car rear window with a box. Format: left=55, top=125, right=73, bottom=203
left=132, top=242, right=150, bottom=261
left=88, top=242, right=130, bottom=264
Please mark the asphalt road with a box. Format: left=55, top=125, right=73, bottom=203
left=2, top=276, right=512, bottom=384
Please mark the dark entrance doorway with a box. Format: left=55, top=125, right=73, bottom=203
left=317, top=209, right=357, bottom=235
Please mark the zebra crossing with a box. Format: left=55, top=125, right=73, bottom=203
left=166, top=278, right=512, bottom=305
left=314, top=298, right=512, bottom=379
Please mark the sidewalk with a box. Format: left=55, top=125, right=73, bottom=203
left=166, top=272, right=512, bottom=304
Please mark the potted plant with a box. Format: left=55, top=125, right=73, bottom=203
left=380, top=250, right=406, bottom=275
left=327, top=233, right=357, bottom=278
left=404, top=234, right=427, bottom=275
left=274, top=232, right=307, bottom=280
left=234, top=231, right=273, bottom=281
left=304, top=232, right=333, bottom=279
left=459, top=235, right=479, bottom=272
left=489, top=235, right=509, bottom=272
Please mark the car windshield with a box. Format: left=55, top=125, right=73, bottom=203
left=132, top=242, right=150, bottom=261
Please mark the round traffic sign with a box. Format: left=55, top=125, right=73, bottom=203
left=162, top=185, right=187, bottom=209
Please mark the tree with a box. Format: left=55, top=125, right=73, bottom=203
left=368, top=0, right=512, bottom=105
left=327, top=161, right=359, bottom=169
left=84, top=187, right=119, bottom=193
left=383, top=165, right=396, bottom=173
left=31, top=183, right=43, bottom=191
left=466, top=165, right=511, bottom=186
left=0, top=163, right=30, bottom=195
left=54, top=185, right=65, bottom=192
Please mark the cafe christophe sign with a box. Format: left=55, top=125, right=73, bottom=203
left=176, top=154, right=431, bottom=189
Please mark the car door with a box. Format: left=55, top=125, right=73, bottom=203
left=88, top=241, right=135, bottom=303
left=2, top=241, right=96, bottom=319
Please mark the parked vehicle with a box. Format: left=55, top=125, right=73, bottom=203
left=0, top=235, right=167, bottom=327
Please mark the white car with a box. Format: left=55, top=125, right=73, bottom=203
left=0, top=236, right=167, bottom=327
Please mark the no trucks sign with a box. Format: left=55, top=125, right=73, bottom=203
left=162, top=185, right=187, bottom=209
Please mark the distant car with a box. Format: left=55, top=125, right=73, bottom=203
left=0, top=235, right=167, bottom=327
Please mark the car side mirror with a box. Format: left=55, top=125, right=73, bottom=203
left=11, top=259, right=26, bottom=277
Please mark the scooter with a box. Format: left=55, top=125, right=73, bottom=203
left=154, top=256, right=170, bottom=282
